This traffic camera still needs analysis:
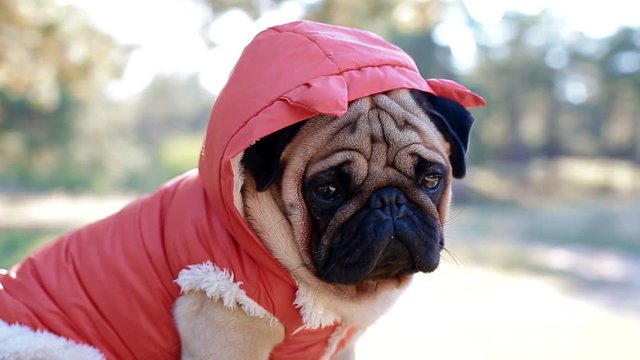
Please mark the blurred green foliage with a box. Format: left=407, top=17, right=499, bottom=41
left=159, top=135, right=202, bottom=179
left=1, top=0, right=639, bottom=194
left=0, top=229, right=63, bottom=268
left=451, top=201, right=640, bottom=257
left=0, top=0, right=124, bottom=191
left=0, top=0, right=124, bottom=107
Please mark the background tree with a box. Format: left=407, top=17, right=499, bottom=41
left=0, top=0, right=124, bottom=189
left=592, top=27, right=640, bottom=162
left=4, top=0, right=639, bottom=192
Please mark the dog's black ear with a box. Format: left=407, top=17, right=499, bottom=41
left=241, top=122, right=304, bottom=191
left=409, top=89, right=475, bottom=179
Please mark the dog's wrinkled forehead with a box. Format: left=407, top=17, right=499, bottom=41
left=242, top=88, right=472, bottom=193
left=302, top=89, right=450, bottom=181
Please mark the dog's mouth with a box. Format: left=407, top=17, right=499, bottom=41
left=308, top=241, right=435, bottom=292
left=307, top=186, right=444, bottom=285
left=365, top=239, right=419, bottom=279
left=312, top=213, right=443, bottom=285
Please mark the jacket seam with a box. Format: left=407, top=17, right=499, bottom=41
left=225, top=63, right=418, bottom=150
left=271, top=27, right=342, bottom=73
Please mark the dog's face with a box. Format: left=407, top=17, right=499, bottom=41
left=241, top=88, right=474, bottom=298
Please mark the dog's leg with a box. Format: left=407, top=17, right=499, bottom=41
left=174, top=291, right=284, bottom=360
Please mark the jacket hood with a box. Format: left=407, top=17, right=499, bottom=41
left=198, top=20, right=484, bottom=280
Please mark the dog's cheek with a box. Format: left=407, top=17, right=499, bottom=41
left=436, top=182, right=453, bottom=224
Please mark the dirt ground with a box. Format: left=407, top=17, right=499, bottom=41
left=357, top=264, right=640, bottom=359
left=2, top=193, right=639, bottom=359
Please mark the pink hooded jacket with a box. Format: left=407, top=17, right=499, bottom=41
left=0, top=21, right=484, bottom=359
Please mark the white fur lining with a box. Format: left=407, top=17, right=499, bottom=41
left=175, top=262, right=276, bottom=322
left=293, top=283, right=341, bottom=331
left=0, top=319, right=105, bottom=360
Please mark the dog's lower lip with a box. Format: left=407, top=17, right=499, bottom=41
left=366, top=265, right=416, bottom=280
left=356, top=273, right=411, bottom=292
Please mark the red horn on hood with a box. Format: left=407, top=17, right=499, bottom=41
left=426, top=78, right=486, bottom=108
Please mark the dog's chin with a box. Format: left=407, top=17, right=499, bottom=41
left=352, top=272, right=414, bottom=297
left=311, top=250, right=440, bottom=299
left=323, top=261, right=438, bottom=293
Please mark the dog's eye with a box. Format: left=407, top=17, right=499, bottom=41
left=420, top=174, right=441, bottom=190
left=315, top=183, right=340, bottom=200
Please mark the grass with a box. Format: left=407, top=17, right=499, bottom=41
left=0, top=228, right=65, bottom=268
left=519, top=202, right=640, bottom=255
left=444, top=199, right=640, bottom=312
left=447, top=199, right=640, bottom=257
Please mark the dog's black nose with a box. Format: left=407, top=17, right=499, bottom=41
left=368, top=187, right=407, bottom=209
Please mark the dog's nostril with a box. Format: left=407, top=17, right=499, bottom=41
left=368, top=187, right=408, bottom=209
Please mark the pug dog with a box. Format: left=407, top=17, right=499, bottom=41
left=174, top=88, right=477, bottom=359
left=0, top=21, right=485, bottom=360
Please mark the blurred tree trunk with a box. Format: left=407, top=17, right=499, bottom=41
left=632, top=99, right=640, bottom=164
left=503, top=77, right=528, bottom=161
left=599, top=85, right=621, bottom=158
left=543, top=90, right=563, bottom=158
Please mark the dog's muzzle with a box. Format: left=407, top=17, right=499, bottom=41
left=315, top=187, right=442, bottom=284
